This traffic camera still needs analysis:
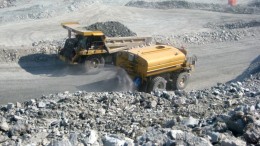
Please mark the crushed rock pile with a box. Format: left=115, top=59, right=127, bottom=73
left=85, top=21, right=137, bottom=37
left=0, top=0, right=15, bottom=8
left=126, top=0, right=260, bottom=14
left=0, top=71, right=259, bottom=145
left=248, top=0, right=260, bottom=7
left=154, top=20, right=260, bottom=46
left=205, top=20, right=260, bottom=30
left=0, top=0, right=97, bottom=24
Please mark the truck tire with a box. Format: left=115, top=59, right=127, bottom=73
left=171, top=72, right=190, bottom=90
left=84, top=55, right=105, bottom=72
left=147, top=76, right=167, bottom=92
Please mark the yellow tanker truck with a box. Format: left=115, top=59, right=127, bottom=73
left=116, top=45, right=197, bottom=92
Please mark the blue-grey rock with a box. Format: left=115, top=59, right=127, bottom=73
left=221, top=136, right=246, bottom=146
left=69, top=132, right=78, bottom=145
left=256, top=102, right=260, bottom=109
left=207, top=132, right=220, bottom=143
left=102, top=135, right=126, bottom=146
left=243, top=123, right=260, bottom=144
left=7, top=103, right=15, bottom=110
left=48, top=138, right=72, bottom=146
left=174, top=132, right=212, bottom=146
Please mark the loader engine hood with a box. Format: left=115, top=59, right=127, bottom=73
left=116, top=45, right=187, bottom=78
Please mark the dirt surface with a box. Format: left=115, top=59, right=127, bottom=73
left=0, top=0, right=259, bottom=146
left=0, top=0, right=259, bottom=104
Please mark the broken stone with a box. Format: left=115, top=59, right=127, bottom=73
left=0, top=135, right=8, bottom=143
left=16, top=102, right=22, bottom=108
left=0, top=121, right=9, bottom=131
left=181, top=116, right=199, bottom=127
left=97, top=108, right=106, bottom=115
left=207, top=132, right=220, bottom=144
left=169, top=130, right=184, bottom=140
left=69, top=132, right=78, bottom=146
left=37, top=102, right=46, bottom=108
left=243, top=123, right=260, bottom=144
left=83, top=130, right=98, bottom=145
left=29, top=99, right=36, bottom=106
left=148, top=100, right=157, bottom=108
left=47, top=138, right=72, bottom=146
left=221, top=136, right=246, bottom=146
left=102, top=135, right=127, bottom=146
left=7, top=103, right=15, bottom=110
left=13, top=115, right=24, bottom=121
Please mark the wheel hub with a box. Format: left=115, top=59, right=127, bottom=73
left=90, top=58, right=100, bottom=68
left=179, top=77, right=185, bottom=87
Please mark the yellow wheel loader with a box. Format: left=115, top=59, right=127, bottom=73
left=58, top=22, right=152, bottom=70
left=116, top=45, right=197, bottom=92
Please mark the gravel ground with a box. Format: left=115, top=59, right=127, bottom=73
left=0, top=1, right=259, bottom=145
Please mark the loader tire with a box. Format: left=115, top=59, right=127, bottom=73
left=147, top=76, right=167, bottom=92
left=171, top=72, right=189, bottom=90
left=84, top=55, right=105, bottom=73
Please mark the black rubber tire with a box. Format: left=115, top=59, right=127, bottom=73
left=84, top=55, right=105, bottom=73
left=147, top=76, right=167, bottom=92
left=171, top=72, right=190, bottom=90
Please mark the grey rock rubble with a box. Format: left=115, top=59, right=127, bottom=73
left=126, top=0, right=260, bottom=14
left=153, top=21, right=260, bottom=46
left=0, top=0, right=16, bottom=8
left=0, top=71, right=259, bottom=145
left=86, top=21, right=137, bottom=37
